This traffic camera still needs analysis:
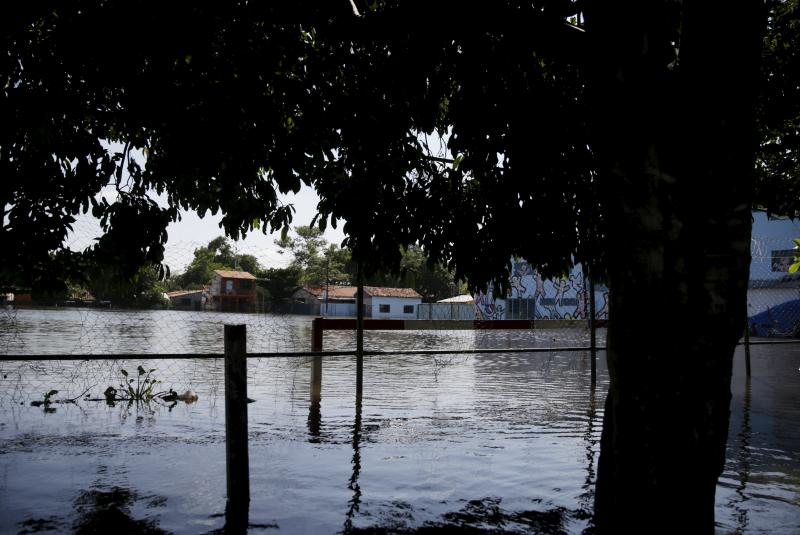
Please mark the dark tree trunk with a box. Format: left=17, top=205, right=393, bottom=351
left=585, top=2, right=763, bottom=531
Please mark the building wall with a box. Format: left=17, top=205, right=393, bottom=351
left=168, top=292, right=205, bottom=311
left=750, top=211, right=800, bottom=281
left=470, top=212, right=798, bottom=322
left=321, top=302, right=358, bottom=317
left=475, top=261, right=609, bottom=321
left=369, top=296, right=421, bottom=319
left=417, top=303, right=475, bottom=320
left=211, top=275, right=257, bottom=312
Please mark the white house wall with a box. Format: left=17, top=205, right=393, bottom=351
left=370, top=296, right=421, bottom=319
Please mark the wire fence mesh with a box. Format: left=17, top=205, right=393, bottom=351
left=748, top=236, right=800, bottom=338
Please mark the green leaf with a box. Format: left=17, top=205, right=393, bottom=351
left=121, top=369, right=128, bottom=377
left=789, top=261, right=799, bottom=273
left=138, top=365, right=145, bottom=376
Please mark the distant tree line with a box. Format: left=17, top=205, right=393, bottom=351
left=32, top=229, right=464, bottom=308
left=174, top=227, right=466, bottom=304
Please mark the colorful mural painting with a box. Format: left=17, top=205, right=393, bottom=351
left=474, top=260, right=609, bottom=321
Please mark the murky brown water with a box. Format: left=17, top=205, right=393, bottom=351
left=0, top=309, right=797, bottom=533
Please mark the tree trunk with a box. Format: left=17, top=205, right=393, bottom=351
left=585, top=2, right=763, bottom=531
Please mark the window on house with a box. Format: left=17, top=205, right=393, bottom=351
left=379, top=304, right=391, bottom=313
left=403, top=305, right=414, bottom=314
left=225, top=280, right=234, bottom=294
left=239, top=280, right=253, bottom=290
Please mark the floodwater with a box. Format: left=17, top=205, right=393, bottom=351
left=0, top=308, right=798, bottom=533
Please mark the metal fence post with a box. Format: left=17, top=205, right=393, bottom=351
left=224, top=324, right=249, bottom=530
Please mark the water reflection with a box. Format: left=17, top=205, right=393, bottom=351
left=578, top=383, right=599, bottom=522
left=1, top=343, right=798, bottom=533
left=308, top=356, right=322, bottom=442
left=344, top=355, right=364, bottom=533
left=733, top=376, right=753, bottom=532
left=348, top=498, right=574, bottom=534
left=71, top=485, right=167, bottom=534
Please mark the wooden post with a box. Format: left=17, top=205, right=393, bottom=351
left=588, top=268, right=597, bottom=385
left=224, top=324, right=249, bottom=530
left=344, top=355, right=364, bottom=532
left=312, top=317, right=323, bottom=352
left=308, top=356, right=322, bottom=439
left=356, top=264, right=364, bottom=358
left=311, top=356, right=322, bottom=403
left=743, top=312, right=752, bottom=377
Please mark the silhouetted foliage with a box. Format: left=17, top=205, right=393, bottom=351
left=2, top=1, right=795, bottom=531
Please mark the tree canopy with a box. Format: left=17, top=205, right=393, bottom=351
left=3, top=2, right=796, bottom=294
left=2, top=1, right=596, bottom=294
left=3, top=1, right=798, bottom=530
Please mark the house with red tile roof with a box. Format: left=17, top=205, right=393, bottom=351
left=293, top=285, right=422, bottom=318
left=211, top=270, right=257, bottom=312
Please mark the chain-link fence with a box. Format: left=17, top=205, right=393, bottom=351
left=748, top=236, right=800, bottom=338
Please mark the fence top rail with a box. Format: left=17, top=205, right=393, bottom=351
left=315, top=318, right=610, bottom=330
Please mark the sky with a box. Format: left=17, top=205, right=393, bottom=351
left=68, top=184, right=346, bottom=273
left=65, top=142, right=347, bottom=273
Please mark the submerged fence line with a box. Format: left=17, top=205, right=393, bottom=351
left=2, top=338, right=795, bottom=363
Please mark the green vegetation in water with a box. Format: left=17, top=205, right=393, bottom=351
left=30, top=386, right=92, bottom=413
left=105, top=365, right=167, bottom=403
left=101, top=366, right=197, bottom=406
left=30, top=389, right=59, bottom=408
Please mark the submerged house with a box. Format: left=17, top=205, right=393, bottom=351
left=165, top=288, right=207, bottom=311
left=211, top=270, right=257, bottom=312
left=293, top=285, right=422, bottom=318
left=364, top=286, right=422, bottom=318
left=293, top=285, right=358, bottom=316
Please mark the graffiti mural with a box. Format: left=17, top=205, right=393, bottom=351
left=474, top=260, right=609, bottom=320
left=474, top=288, right=505, bottom=320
